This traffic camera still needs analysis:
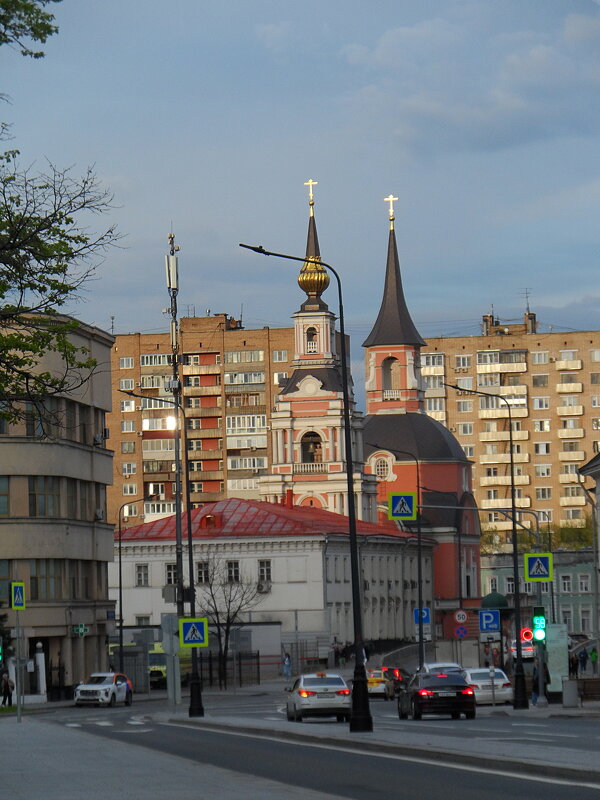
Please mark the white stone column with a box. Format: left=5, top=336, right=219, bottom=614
left=35, top=642, right=47, bottom=697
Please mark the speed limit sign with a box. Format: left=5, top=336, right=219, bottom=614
left=454, top=609, right=468, bottom=624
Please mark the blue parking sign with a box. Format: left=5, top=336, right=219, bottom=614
left=479, top=609, right=500, bottom=632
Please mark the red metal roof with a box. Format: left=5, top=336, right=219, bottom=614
left=117, top=497, right=416, bottom=542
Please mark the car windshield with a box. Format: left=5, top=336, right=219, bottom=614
left=303, top=677, right=346, bottom=688
left=149, top=654, right=166, bottom=666
left=468, top=670, right=506, bottom=680
left=86, top=675, right=112, bottom=685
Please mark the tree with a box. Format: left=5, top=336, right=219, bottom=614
left=0, top=151, right=119, bottom=423
left=0, top=0, right=60, bottom=59
left=195, top=557, right=262, bottom=689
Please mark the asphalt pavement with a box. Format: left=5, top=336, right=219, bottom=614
left=6, top=671, right=600, bottom=798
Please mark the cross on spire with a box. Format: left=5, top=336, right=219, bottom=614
left=384, top=194, right=398, bottom=229
left=304, top=178, right=318, bottom=216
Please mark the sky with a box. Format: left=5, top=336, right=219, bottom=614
left=2, top=0, right=600, bottom=391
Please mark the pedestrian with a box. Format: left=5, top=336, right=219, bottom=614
left=531, top=660, right=550, bottom=706
left=579, top=647, right=589, bottom=677
left=282, top=652, right=291, bottom=681
left=590, top=647, right=598, bottom=676
left=569, top=652, right=579, bottom=679
left=1, top=672, right=14, bottom=706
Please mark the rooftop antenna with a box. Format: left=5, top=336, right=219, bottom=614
left=240, top=302, right=244, bottom=326
left=522, top=288, right=532, bottom=314
left=110, top=315, right=115, bottom=335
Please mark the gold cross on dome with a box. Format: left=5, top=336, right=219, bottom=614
left=304, top=178, right=318, bottom=203
left=384, top=194, right=398, bottom=219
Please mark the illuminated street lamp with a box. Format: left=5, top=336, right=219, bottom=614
left=240, top=242, right=373, bottom=733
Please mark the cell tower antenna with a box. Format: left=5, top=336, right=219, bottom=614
left=110, top=315, right=115, bottom=335
left=522, top=288, right=532, bottom=314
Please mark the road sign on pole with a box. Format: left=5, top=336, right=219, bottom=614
left=179, top=618, right=209, bottom=648
left=454, top=609, right=468, bottom=624
left=388, top=493, right=417, bottom=521
left=524, top=553, right=553, bottom=582
left=9, top=581, right=25, bottom=610
left=479, top=609, right=500, bottom=632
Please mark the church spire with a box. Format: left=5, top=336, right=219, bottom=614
left=363, top=195, right=425, bottom=348
left=297, top=179, right=330, bottom=308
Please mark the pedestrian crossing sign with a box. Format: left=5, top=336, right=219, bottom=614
left=9, top=581, right=25, bottom=610
left=524, top=553, right=553, bottom=582
left=388, top=493, right=417, bottom=521
left=179, top=617, right=209, bottom=648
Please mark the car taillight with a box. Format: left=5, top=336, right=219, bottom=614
left=336, top=689, right=351, bottom=696
left=502, top=682, right=512, bottom=688
left=298, top=689, right=317, bottom=698
left=418, top=689, right=435, bottom=696
left=461, top=688, right=474, bottom=696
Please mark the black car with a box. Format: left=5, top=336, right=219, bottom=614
left=398, top=672, right=476, bottom=720
left=381, top=665, right=411, bottom=694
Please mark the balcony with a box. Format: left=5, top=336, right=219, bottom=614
left=557, top=405, right=583, bottom=416
left=480, top=453, right=530, bottom=464
left=480, top=431, right=529, bottom=442
left=559, top=518, right=585, bottom=527
left=476, top=363, right=527, bottom=374
left=478, top=408, right=528, bottom=419
left=420, top=365, right=444, bottom=376
left=558, top=451, right=585, bottom=461
left=554, top=359, right=582, bottom=371
left=479, top=475, right=530, bottom=487
left=559, top=497, right=586, bottom=507
left=480, top=497, right=531, bottom=509
left=559, top=474, right=578, bottom=483
left=293, top=462, right=328, bottom=475
left=181, top=364, right=221, bottom=375
left=557, top=428, right=584, bottom=438
left=382, top=389, right=402, bottom=400
left=556, top=383, right=582, bottom=393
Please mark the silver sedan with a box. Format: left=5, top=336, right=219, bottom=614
left=285, top=672, right=351, bottom=722
left=462, top=667, right=513, bottom=705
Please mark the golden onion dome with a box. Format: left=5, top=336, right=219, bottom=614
left=298, top=256, right=330, bottom=297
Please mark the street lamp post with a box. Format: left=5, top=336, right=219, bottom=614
left=240, top=242, right=373, bottom=733
left=444, top=383, right=528, bottom=709
left=116, top=501, right=131, bottom=674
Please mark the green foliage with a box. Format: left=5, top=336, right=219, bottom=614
left=0, top=0, right=60, bottom=58
left=0, top=152, right=119, bottom=420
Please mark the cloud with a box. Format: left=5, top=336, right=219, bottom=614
left=564, top=12, right=600, bottom=44
left=254, top=22, right=292, bottom=54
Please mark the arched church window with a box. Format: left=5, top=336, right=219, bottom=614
left=306, top=327, right=318, bottom=354
left=301, top=431, right=323, bottom=463
left=374, top=458, right=388, bottom=480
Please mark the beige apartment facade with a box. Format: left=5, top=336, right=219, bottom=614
left=0, top=318, right=115, bottom=695
left=421, top=313, right=600, bottom=542
left=107, top=314, right=295, bottom=530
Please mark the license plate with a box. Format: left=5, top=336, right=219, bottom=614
left=436, top=691, right=456, bottom=697
left=317, top=693, right=332, bottom=698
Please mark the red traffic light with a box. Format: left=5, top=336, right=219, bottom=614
left=520, top=627, right=534, bottom=642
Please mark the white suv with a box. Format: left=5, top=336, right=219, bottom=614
left=74, top=672, right=133, bottom=707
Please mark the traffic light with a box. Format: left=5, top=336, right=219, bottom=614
left=520, top=627, right=533, bottom=642
left=532, top=606, right=547, bottom=642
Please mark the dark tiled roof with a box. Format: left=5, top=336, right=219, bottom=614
left=278, top=367, right=343, bottom=395
left=363, top=412, right=469, bottom=463
left=118, top=497, right=414, bottom=542
left=363, top=228, right=425, bottom=348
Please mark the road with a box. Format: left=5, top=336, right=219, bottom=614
left=35, top=694, right=600, bottom=799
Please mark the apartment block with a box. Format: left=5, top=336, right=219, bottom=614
left=107, top=314, right=295, bottom=529
left=421, top=313, right=600, bottom=538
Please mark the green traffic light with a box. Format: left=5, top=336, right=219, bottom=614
left=532, top=606, right=546, bottom=641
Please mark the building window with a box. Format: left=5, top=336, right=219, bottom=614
left=477, top=351, right=499, bottom=365
left=592, top=396, right=600, bottom=407
left=539, top=509, right=552, bottom=523
left=30, top=558, right=61, bottom=601
left=273, top=372, right=288, bottom=385
left=559, top=350, right=577, bottom=361
left=533, top=419, right=550, bottom=432
left=535, top=465, right=551, bottom=477
left=374, top=458, right=388, bottom=480
left=562, top=441, right=579, bottom=452
left=136, top=616, right=150, bottom=626
left=565, top=508, right=582, bottom=520
left=533, top=397, right=550, bottom=410
left=489, top=577, right=498, bottom=592
left=122, top=462, right=136, bottom=475
left=579, top=574, right=590, bottom=593
left=119, top=378, right=134, bottom=390
left=0, top=477, right=8, bottom=516
left=140, top=353, right=172, bottom=366
left=478, top=373, right=500, bottom=387
left=197, top=562, right=210, bottom=584
left=122, top=484, right=137, bottom=495
left=561, top=574, right=572, bottom=593
left=123, top=504, right=137, bottom=517
left=425, top=398, right=445, bottom=412
left=456, top=376, right=473, bottom=390
left=532, top=374, right=548, bottom=387
left=423, top=375, right=443, bottom=389
left=457, top=423, right=473, bottom=435
left=224, top=371, right=265, bottom=385
left=531, top=351, right=548, bottom=364
left=463, top=445, right=474, bottom=457
left=505, top=577, right=515, bottom=594
left=562, top=463, right=578, bottom=475
left=119, top=357, right=134, bottom=369
left=223, top=350, right=264, bottom=364
left=273, top=350, right=288, bottom=362
left=560, top=395, right=579, bottom=407
left=120, top=400, right=135, bottom=413
left=422, top=354, right=444, bottom=367
left=227, top=560, right=240, bottom=583
left=534, top=443, right=550, bottom=455
left=166, top=563, right=178, bottom=585
left=536, top=487, right=552, bottom=500
left=28, top=476, right=60, bottom=517
left=455, top=355, right=471, bottom=369
left=136, top=564, right=149, bottom=587
left=563, top=486, right=582, bottom=497
left=561, top=608, right=572, bottom=630
left=121, top=420, right=135, bottom=433
left=457, top=401, right=473, bottom=413
left=591, top=373, right=600, bottom=385
left=121, top=441, right=135, bottom=454
left=258, top=560, right=272, bottom=582
left=562, top=418, right=578, bottom=429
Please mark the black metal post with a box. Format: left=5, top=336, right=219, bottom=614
left=444, top=383, right=528, bottom=709
left=240, top=243, right=373, bottom=732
